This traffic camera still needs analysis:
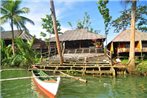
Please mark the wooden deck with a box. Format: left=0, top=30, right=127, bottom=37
left=33, top=63, right=126, bottom=77
left=37, top=52, right=126, bottom=77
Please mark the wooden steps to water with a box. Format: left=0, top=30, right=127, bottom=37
left=38, top=52, right=126, bottom=76
left=33, top=64, right=126, bottom=76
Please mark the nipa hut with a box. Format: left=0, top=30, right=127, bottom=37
left=1, top=30, right=47, bottom=51
left=50, top=29, right=105, bottom=54
left=107, top=29, right=147, bottom=56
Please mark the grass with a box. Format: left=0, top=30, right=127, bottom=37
left=137, top=60, right=147, bottom=73
left=120, top=58, right=147, bottom=73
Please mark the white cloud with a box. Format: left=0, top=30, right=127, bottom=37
left=61, top=26, right=70, bottom=33
left=1, top=0, right=96, bottom=39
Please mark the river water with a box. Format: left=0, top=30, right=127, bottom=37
left=1, top=70, right=147, bottom=98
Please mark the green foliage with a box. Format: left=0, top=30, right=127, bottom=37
left=1, top=38, right=40, bottom=68
left=97, top=0, right=112, bottom=34
left=1, top=0, right=34, bottom=55
left=111, top=5, right=147, bottom=33
left=40, top=32, right=47, bottom=37
left=0, top=40, right=13, bottom=63
left=41, top=14, right=62, bottom=35
left=68, top=12, right=97, bottom=33
left=77, top=12, right=91, bottom=29
left=67, top=22, right=73, bottom=29
left=137, top=60, right=147, bottom=73
left=0, top=0, right=34, bottom=32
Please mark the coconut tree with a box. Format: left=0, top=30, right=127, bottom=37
left=124, top=0, right=136, bottom=73
left=0, top=0, right=34, bottom=55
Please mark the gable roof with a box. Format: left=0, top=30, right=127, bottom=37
left=50, top=29, right=105, bottom=42
left=112, top=29, right=147, bottom=42
left=1, top=30, right=47, bottom=49
left=1, top=30, right=33, bottom=40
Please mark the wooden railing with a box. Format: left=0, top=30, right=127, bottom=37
left=106, top=49, right=111, bottom=59
left=41, top=48, right=57, bottom=58
left=118, top=48, right=142, bottom=53
left=106, top=49, right=112, bottom=65
left=142, top=47, right=147, bottom=52
left=64, top=48, right=104, bottom=54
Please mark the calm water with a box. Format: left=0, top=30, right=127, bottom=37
left=1, top=70, right=147, bottom=98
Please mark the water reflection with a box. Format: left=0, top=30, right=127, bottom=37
left=57, top=76, right=147, bottom=98
left=31, top=79, right=49, bottom=98
left=1, top=70, right=147, bottom=98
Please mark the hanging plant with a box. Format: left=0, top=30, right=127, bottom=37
left=93, top=42, right=102, bottom=48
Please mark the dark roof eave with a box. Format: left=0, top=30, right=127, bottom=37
left=50, top=38, right=106, bottom=42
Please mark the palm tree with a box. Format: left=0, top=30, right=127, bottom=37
left=129, top=0, right=136, bottom=72
left=50, top=0, right=64, bottom=64
left=123, top=0, right=136, bottom=72
left=0, top=0, right=34, bottom=55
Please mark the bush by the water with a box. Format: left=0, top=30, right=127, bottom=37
left=1, top=38, right=41, bottom=68
left=137, top=60, right=147, bottom=75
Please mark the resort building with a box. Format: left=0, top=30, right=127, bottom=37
left=107, top=29, right=147, bottom=56
left=1, top=30, right=47, bottom=51
left=50, top=29, right=106, bottom=54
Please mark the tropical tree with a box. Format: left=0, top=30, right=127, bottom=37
left=50, top=0, right=64, bottom=64
left=40, top=14, right=62, bottom=57
left=0, top=0, right=34, bottom=55
left=128, top=0, right=136, bottom=73
left=113, top=0, right=137, bottom=72
left=68, top=12, right=97, bottom=33
left=97, top=0, right=112, bottom=45
left=1, top=38, right=40, bottom=68
left=41, top=14, right=62, bottom=35
left=111, top=5, right=147, bottom=33
left=77, top=12, right=91, bottom=29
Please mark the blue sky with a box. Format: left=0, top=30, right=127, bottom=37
left=1, top=0, right=147, bottom=43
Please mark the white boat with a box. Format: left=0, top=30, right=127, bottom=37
left=32, top=70, right=60, bottom=98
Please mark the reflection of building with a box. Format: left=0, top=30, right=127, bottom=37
left=107, top=29, right=147, bottom=56
left=1, top=30, right=47, bottom=52
left=50, top=29, right=105, bottom=53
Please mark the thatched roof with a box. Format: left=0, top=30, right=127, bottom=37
left=32, top=39, right=47, bottom=49
left=1, top=30, right=47, bottom=49
left=1, top=30, right=33, bottom=40
left=50, top=29, right=105, bottom=42
left=112, top=29, right=147, bottom=42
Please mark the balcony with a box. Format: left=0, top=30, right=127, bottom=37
left=117, top=48, right=141, bottom=53
left=142, top=47, right=147, bottom=52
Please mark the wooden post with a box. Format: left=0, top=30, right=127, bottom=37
left=110, top=67, right=115, bottom=77
left=50, top=0, right=64, bottom=64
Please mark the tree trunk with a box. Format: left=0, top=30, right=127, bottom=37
left=10, top=19, right=15, bottom=55
left=50, top=0, right=64, bottom=64
left=128, top=0, right=136, bottom=73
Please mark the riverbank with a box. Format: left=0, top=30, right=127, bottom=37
left=121, top=59, right=147, bottom=76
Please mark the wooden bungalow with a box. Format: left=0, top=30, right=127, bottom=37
left=1, top=30, right=47, bottom=51
left=50, top=29, right=105, bottom=54
left=107, top=29, right=147, bottom=56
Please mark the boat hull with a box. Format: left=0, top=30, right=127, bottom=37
left=32, top=71, right=60, bottom=98
left=33, top=78, right=55, bottom=98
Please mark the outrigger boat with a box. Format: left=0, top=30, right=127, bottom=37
left=32, top=70, right=60, bottom=98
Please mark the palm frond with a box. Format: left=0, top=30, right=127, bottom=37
left=0, top=15, right=9, bottom=24
left=0, top=7, right=9, bottom=14
left=14, top=0, right=21, bottom=12
left=19, top=16, right=35, bottom=25
left=15, top=7, right=30, bottom=14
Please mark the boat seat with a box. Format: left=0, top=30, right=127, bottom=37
left=39, top=71, right=56, bottom=81
left=44, top=79, right=56, bottom=83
